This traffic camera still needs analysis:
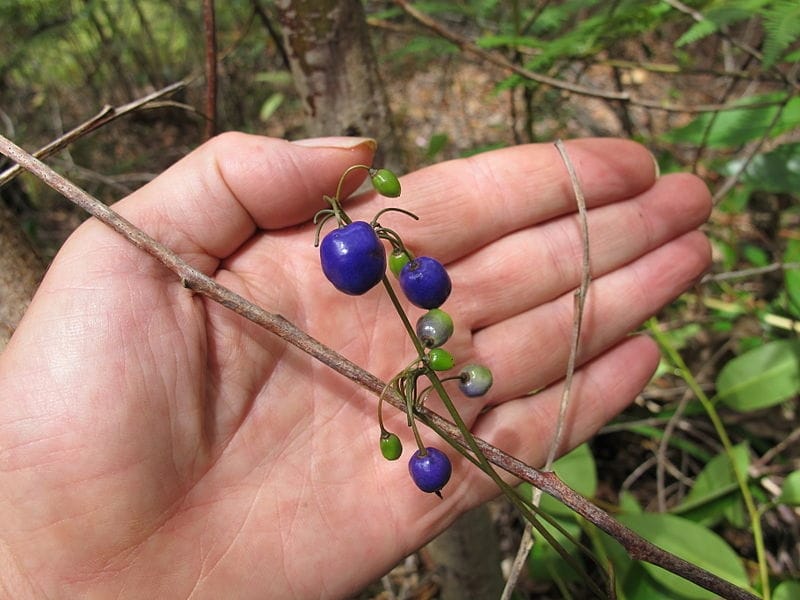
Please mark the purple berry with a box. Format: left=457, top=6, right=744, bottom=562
left=320, top=221, right=386, bottom=295
left=408, top=447, right=452, bottom=493
left=399, top=256, right=451, bottom=309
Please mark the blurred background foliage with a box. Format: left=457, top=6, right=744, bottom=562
left=1, top=1, right=798, bottom=598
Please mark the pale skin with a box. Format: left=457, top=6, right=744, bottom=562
left=0, top=134, right=712, bottom=599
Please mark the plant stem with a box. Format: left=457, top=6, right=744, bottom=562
left=648, top=318, right=770, bottom=600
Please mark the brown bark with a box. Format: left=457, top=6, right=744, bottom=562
left=0, top=200, right=43, bottom=351
left=273, top=0, right=403, bottom=169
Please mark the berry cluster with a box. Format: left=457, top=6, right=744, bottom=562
left=315, top=165, right=493, bottom=497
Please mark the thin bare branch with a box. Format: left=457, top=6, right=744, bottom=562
left=0, top=80, right=189, bottom=188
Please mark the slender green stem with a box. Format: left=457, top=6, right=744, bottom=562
left=647, top=318, right=769, bottom=599
left=381, top=275, right=608, bottom=597
left=333, top=163, right=372, bottom=207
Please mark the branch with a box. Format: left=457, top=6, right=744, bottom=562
left=0, top=134, right=759, bottom=600
left=0, top=80, right=190, bottom=188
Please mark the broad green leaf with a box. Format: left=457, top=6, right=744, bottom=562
left=778, top=470, right=800, bottom=506
left=715, top=340, right=800, bottom=411
left=725, top=142, right=800, bottom=194
left=663, top=94, right=800, bottom=148
left=539, top=443, right=597, bottom=517
left=675, top=443, right=749, bottom=528
left=528, top=516, right=583, bottom=583
left=784, top=239, right=800, bottom=319
left=618, top=513, right=750, bottom=598
left=774, top=580, right=800, bottom=600
left=619, top=490, right=642, bottom=514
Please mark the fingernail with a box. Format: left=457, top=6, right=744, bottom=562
left=292, top=136, right=377, bottom=152
left=648, top=149, right=661, bottom=179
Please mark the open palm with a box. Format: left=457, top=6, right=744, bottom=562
left=0, top=134, right=711, bottom=599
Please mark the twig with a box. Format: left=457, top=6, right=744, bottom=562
left=0, top=134, right=760, bottom=600
left=701, top=261, right=800, bottom=283
left=392, top=0, right=787, bottom=114
left=203, top=0, right=218, bottom=140
left=501, top=139, right=593, bottom=598
left=0, top=80, right=188, bottom=188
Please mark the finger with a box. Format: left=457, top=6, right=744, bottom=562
left=458, top=333, right=659, bottom=503
left=450, top=172, right=711, bottom=328
left=454, top=230, right=709, bottom=411
left=348, top=138, right=659, bottom=263
left=109, top=134, right=377, bottom=271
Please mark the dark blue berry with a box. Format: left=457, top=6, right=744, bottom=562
left=408, top=447, right=452, bottom=493
left=399, top=256, right=451, bottom=309
left=320, top=221, right=386, bottom=295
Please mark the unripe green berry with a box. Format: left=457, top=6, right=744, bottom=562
left=428, top=347, right=455, bottom=371
left=389, top=249, right=411, bottom=277
left=371, top=168, right=401, bottom=197
left=380, top=431, right=403, bottom=460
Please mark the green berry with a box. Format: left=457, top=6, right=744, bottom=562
left=380, top=431, right=403, bottom=460
left=416, top=308, right=454, bottom=348
left=459, top=364, right=493, bottom=397
left=428, top=347, right=455, bottom=371
left=371, top=168, right=401, bottom=197
left=389, top=249, right=411, bottom=277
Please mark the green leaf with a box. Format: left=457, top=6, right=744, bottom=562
left=783, top=239, right=800, bottom=319
left=425, top=133, right=449, bottom=160
left=528, top=516, right=584, bottom=583
left=725, top=142, right=800, bottom=194
left=539, top=443, right=597, bottom=517
left=778, top=470, right=800, bottom=506
left=618, top=513, right=750, bottom=598
left=676, top=19, right=718, bottom=47
left=715, top=340, right=800, bottom=411
left=663, top=94, right=800, bottom=148
left=675, top=443, right=750, bottom=527
left=774, top=580, right=800, bottom=600
left=258, top=92, right=284, bottom=122
left=762, top=1, right=800, bottom=68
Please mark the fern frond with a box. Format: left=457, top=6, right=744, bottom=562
left=762, top=0, right=800, bottom=68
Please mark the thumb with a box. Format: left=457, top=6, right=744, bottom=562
left=111, top=133, right=377, bottom=264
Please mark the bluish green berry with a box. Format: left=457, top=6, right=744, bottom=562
left=416, top=309, right=454, bottom=348
left=458, top=364, right=493, bottom=397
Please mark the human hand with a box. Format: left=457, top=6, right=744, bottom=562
left=0, top=134, right=711, bottom=598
